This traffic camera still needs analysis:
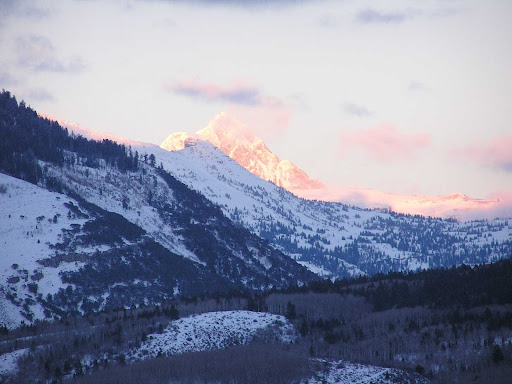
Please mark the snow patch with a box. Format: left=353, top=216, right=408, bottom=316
left=133, top=310, right=294, bottom=359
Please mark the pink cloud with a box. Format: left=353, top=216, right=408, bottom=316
left=340, top=124, right=430, bottom=162
left=166, top=79, right=291, bottom=139
left=295, top=185, right=511, bottom=220
left=167, top=80, right=264, bottom=106
left=452, top=135, right=512, bottom=172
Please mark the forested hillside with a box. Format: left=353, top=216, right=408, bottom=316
left=1, top=261, right=510, bottom=383
left=0, top=90, right=316, bottom=327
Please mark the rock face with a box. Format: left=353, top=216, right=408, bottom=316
left=160, top=113, right=324, bottom=191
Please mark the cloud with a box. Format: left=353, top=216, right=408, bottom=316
left=452, top=136, right=512, bottom=172
left=167, top=79, right=291, bottom=138
left=26, top=88, right=55, bottom=102
left=408, top=81, right=427, bottom=92
left=0, top=0, right=50, bottom=18
left=343, top=102, right=373, bottom=117
left=340, top=124, right=430, bottom=162
left=169, top=80, right=263, bottom=106
left=356, top=9, right=413, bottom=24
left=16, top=35, right=87, bottom=73
left=356, top=6, right=463, bottom=25
left=296, top=186, right=503, bottom=220
left=0, top=0, right=50, bottom=28
left=167, top=79, right=286, bottom=109
left=144, top=0, right=311, bottom=9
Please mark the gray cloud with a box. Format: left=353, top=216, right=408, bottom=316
left=168, top=81, right=265, bottom=106
left=356, top=9, right=412, bottom=24
left=343, top=102, right=373, bottom=117
left=16, top=35, right=87, bottom=73
left=408, top=81, right=428, bottom=92
left=0, top=0, right=50, bottom=27
left=141, top=0, right=313, bottom=9
left=356, top=6, right=463, bottom=25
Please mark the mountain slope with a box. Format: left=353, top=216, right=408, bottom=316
left=161, top=113, right=323, bottom=191
left=0, top=172, right=232, bottom=325
left=161, top=113, right=503, bottom=219
left=150, top=139, right=512, bottom=278
left=0, top=91, right=316, bottom=327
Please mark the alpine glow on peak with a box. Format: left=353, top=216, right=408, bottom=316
left=160, top=112, right=324, bottom=191
left=160, top=113, right=509, bottom=220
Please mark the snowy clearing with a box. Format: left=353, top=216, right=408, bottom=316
left=133, top=310, right=295, bottom=359
left=0, top=348, right=28, bottom=377
left=307, top=359, right=429, bottom=384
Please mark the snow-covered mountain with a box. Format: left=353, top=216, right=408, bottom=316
left=1, top=90, right=511, bottom=328
left=161, top=113, right=324, bottom=191
left=41, top=106, right=512, bottom=280
left=162, top=112, right=504, bottom=220
left=0, top=92, right=316, bottom=328
left=151, top=139, right=512, bottom=278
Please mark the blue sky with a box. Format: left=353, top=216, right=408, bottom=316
left=1, top=0, right=511, bottom=201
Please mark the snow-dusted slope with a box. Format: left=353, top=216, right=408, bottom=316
left=41, top=157, right=314, bottom=286
left=161, top=113, right=323, bottom=191
left=0, top=154, right=315, bottom=328
left=133, top=310, right=294, bottom=359
left=1, top=94, right=319, bottom=327
left=307, top=359, right=428, bottom=384
left=0, top=171, right=194, bottom=327
left=0, top=173, right=106, bottom=326
left=146, top=141, right=512, bottom=278
left=0, top=348, right=28, bottom=377
left=131, top=310, right=428, bottom=383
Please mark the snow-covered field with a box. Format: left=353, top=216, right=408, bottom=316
left=307, top=359, right=429, bottom=384
left=0, top=348, right=27, bottom=377
left=0, top=173, right=93, bottom=327
left=133, top=310, right=295, bottom=359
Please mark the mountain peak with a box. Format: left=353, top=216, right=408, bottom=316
left=161, top=113, right=324, bottom=191
left=198, top=112, right=261, bottom=147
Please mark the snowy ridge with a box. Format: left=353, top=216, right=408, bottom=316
left=41, top=156, right=204, bottom=265
left=40, top=157, right=314, bottom=288
left=133, top=310, right=294, bottom=359
left=145, top=141, right=512, bottom=278
left=160, top=112, right=503, bottom=220
left=161, top=113, right=323, bottom=191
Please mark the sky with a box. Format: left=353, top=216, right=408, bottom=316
left=1, top=0, right=511, bottom=203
